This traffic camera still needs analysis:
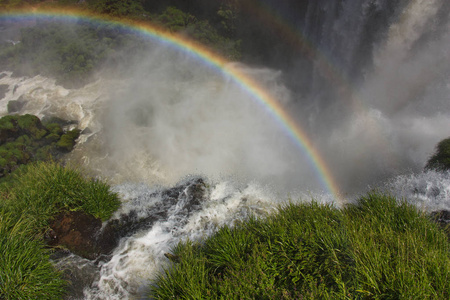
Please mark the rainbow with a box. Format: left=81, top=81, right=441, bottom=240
left=245, top=1, right=402, bottom=171
left=0, top=7, right=342, bottom=199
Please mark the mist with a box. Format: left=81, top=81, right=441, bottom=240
left=82, top=46, right=322, bottom=192
left=1, top=0, right=449, bottom=197
left=86, top=0, right=449, bottom=196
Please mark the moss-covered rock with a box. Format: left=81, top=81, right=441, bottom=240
left=425, top=137, right=450, bottom=171
left=0, top=114, right=81, bottom=178
left=56, top=129, right=81, bottom=152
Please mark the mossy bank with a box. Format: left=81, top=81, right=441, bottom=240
left=0, top=114, right=80, bottom=179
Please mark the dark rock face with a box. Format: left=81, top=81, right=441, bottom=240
left=98, top=177, right=208, bottom=254
left=48, top=211, right=103, bottom=260
left=47, top=177, right=208, bottom=260
left=0, top=84, right=8, bottom=99
left=7, top=99, right=26, bottom=113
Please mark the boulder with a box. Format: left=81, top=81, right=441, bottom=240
left=47, top=211, right=103, bottom=260
left=0, top=84, right=8, bottom=99
left=7, top=100, right=26, bottom=113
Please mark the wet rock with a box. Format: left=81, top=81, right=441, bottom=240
left=7, top=99, right=26, bottom=113
left=42, top=116, right=78, bottom=127
left=164, top=252, right=181, bottom=263
left=430, top=210, right=450, bottom=239
left=48, top=211, right=103, bottom=260
left=0, top=84, right=8, bottom=99
left=430, top=210, right=450, bottom=226
left=81, top=127, right=92, bottom=135
left=51, top=252, right=100, bottom=300
left=99, top=177, right=208, bottom=250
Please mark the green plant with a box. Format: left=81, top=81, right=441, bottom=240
left=0, top=161, right=121, bottom=298
left=0, top=212, right=66, bottom=299
left=2, top=161, right=120, bottom=229
left=56, top=129, right=81, bottom=152
left=425, top=137, right=450, bottom=171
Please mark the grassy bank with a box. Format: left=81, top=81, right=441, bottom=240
left=0, top=161, right=120, bottom=299
left=151, top=193, right=450, bottom=299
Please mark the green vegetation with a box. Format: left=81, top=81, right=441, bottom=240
left=0, top=21, right=148, bottom=87
left=151, top=193, right=450, bottom=299
left=0, top=161, right=121, bottom=299
left=426, top=137, right=450, bottom=171
left=0, top=114, right=80, bottom=178
left=154, top=7, right=240, bottom=60
left=1, top=161, right=121, bottom=225
left=0, top=1, right=242, bottom=87
left=0, top=213, right=66, bottom=299
left=87, top=0, right=146, bottom=18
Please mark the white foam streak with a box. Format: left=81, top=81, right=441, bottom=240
left=386, top=170, right=450, bottom=212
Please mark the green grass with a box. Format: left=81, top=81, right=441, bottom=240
left=0, top=212, right=66, bottom=299
left=151, top=193, right=450, bottom=299
left=0, top=161, right=121, bottom=299
left=2, top=161, right=120, bottom=227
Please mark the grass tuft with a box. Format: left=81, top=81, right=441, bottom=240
left=0, top=212, right=66, bottom=299
left=2, top=161, right=120, bottom=229
left=0, top=161, right=121, bottom=299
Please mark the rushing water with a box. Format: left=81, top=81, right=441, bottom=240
left=0, top=0, right=449, bottom=298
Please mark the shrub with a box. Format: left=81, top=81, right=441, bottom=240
left=426, top=137, right=450, bottom=171
left=0, top=115, right=17, bottom=131
left=56, top=129, right=81, bottom=152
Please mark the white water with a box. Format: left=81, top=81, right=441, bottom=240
left=0, top=0, right=449, bottom=298
left=86, top=180, right=282, bottom=299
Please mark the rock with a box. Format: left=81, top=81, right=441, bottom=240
left=164, top=253, right=181, bottom=263
left=51, top=251, right=100, bottom=300
left=425, top=137, right=450, bottom=172
left=430, top=210, right=450, bottom=239
left=99, top=177, right=208, bottom=246
left=48, top=211, right=103, bottom=260
left=7, top=100, right=26, bottom=113
left=430, top=210, right=450, bottom=226
left=0, top=84, right=8, bottom=99
left=42, top=116, right=78, bottom=127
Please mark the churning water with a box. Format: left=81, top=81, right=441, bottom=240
left=0, top=0, right=449, bottom=298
